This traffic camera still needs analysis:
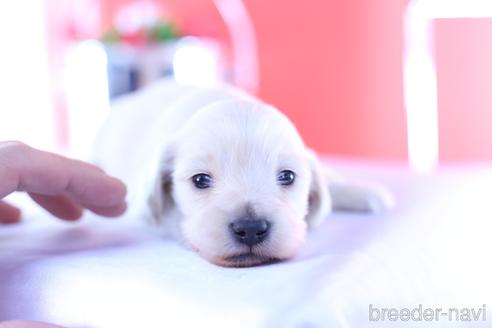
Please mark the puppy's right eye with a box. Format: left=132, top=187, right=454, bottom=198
left=192, top=173, right=213, bottom=189
left=278, top=169, right=296, bottom=186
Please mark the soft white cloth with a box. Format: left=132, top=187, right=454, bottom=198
left=1, top=160, right=491, bottom=328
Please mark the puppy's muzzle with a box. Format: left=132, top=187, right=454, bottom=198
left=230, top=218, right=270, bottom=246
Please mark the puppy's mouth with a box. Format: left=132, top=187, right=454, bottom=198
left=219, top=252, right=279, bottom=267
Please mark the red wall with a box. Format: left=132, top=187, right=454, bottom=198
left=245, top=0, right=409, bottom=161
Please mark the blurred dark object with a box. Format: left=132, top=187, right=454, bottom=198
left=104, top=44, right=139, bottom=99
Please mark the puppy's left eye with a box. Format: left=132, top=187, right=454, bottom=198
left=192, top=173, right=213, bottom=189
left=277, top=170, right=296, bottom=186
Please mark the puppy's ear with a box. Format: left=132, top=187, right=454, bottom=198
left=305, top=151, right=332, bottom=228
left=147, top=145, right=176, bottom=224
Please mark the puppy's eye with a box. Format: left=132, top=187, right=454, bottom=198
left=277, top=170, right=296, bottom=186
left=192, top=173, right=213, bottom=189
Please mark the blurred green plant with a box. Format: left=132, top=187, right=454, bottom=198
left=101, top=28, right=121, bottom=44
left=147, top=22, right=180, bottom=42
left=100, top=21, right=180, bottom=45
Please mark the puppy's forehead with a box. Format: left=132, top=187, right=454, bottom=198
left=173, top=100, right=307, bottom=176
left=180, top=100, right=305, bottom=152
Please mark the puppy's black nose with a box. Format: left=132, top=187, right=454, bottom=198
left=230, top=219, right=270, bottom=246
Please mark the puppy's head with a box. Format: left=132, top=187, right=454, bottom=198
left=149, top=101, right=331, bottom=267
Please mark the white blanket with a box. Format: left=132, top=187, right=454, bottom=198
left=1, top=160, right=491, bottom=327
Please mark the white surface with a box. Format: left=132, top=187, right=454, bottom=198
left=1, top=160, right=491, bottom=327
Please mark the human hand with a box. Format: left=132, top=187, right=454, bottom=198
left=0, top=141, right=126, bottom=223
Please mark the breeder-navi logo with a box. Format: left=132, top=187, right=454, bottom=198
left=369, top=304, right=487, bottom=322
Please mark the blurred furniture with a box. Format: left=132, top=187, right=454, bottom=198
left=404, top=0, right=492, bottom=172
left=40, top=0, right=492, bottom=162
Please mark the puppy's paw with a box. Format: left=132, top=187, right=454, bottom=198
left=361, top=184, right=395, bottom=213
left=329, top=181, right=395, bottom=214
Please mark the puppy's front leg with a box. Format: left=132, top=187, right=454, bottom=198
left=324, top=170, right=394, bottom=213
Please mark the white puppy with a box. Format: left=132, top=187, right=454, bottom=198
left=92, top=80, right=392, bottom=267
